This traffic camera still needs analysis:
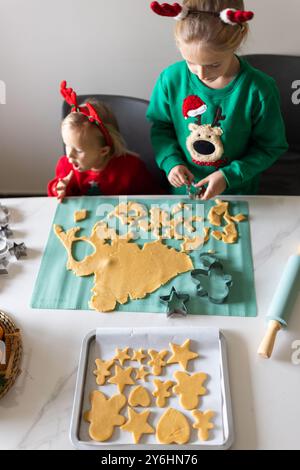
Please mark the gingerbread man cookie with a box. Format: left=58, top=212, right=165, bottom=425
left=93, top=358, right=114, bottom=385
left=152, top=379, right=174, bottom=407
left=84, top=390, right=126, bottom=442
left=192, top=410, right=215, bottom=441
left=167, top=339, right=198, bottom=370
left=173, top=371, right=207, bottom=410
left=108, top=365, right=135, bottom=392
left=148, top=349, right=168, bottom=376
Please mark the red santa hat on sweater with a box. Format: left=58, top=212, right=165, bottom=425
left=150, top=2, right=254, bottom=25
left=183, top=95, right=207, bottom=120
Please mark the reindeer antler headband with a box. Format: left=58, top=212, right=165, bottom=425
left=60, top=81, right=113, bottom=148
left=150, top=2, right=254, bottom=25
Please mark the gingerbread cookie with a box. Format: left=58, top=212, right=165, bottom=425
left=84, top=390, right=126, bottom=442
left=108, top=365, right=135, bottom=392
left=131, top=349, right=146, bottom=363
left=121, top=407, right=155, bottom=443
left=173, top=371, right=207, bottom=410
left=135, top=366, right=150, bottom=382
left=114, top=347, right=131, bottom=366
left=93, top=358, right=114, bottom=385
left=192, top=410, right=215, bottom=441
left=152, top=379, right=174, bottom=407
left=167, top=339, right=198, bottom=370
left=128, top=385, right=151, bottom=407
left=148, top=349, right=168, bottom=376
left=156, top=408, right=190, bottom=444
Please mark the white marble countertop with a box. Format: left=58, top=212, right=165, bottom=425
left=0, top=196, right=300, bottom=450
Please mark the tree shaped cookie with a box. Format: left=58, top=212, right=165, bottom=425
left=128, top=386, right=151, bottom=407
left=114, top=347, right=131, bottom=366
left=156, top=408, right=190, bottom=444
left=121, top=408, right=155, bottom=443
left=108, top=365, right=135, bottom=392
left=93, top=358, right=115, bottom=385
left=152, top=379, right=174, bottom=407
left=173, top=371, right=207, bottom=410
left=148, top=349, right=168, bottom=375
left=84, top=390, right=126, bottom=442
left=192, top=410, right=215, bottom=441
left=131, top=349, right=147, bottom=364
left=167, top=339, right=198, bottom=370
left=135, top=366, right=150, bottom=382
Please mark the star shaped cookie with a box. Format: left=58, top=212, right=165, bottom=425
left=121, top=408, right=154, bottom=443
left=167, top=339, right=198, bottom=370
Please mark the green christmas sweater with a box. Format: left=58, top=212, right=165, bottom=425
left=146, top=56, right=288, bottom=195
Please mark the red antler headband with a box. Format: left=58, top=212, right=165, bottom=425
left=60, top=80, right=113, bottom=148
left=150, top=2, right=254, bottom=25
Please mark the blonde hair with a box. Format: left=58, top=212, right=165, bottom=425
left=62, top=99, right=130, bottom=157
left=175, top=0, right=249, bottom=51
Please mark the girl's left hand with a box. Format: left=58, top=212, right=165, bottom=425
left=194, top=171, right=227, bottom=200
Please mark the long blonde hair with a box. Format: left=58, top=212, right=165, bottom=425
left=62, top=99, right=132, bottom=157
left=175, top=0, right=249, bottom=51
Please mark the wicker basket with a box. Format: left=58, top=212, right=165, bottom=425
left=0, top=311, right=22, bottom=400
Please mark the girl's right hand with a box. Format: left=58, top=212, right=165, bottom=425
left=168, top=165, right=194, bottom=188
left=56, top=170, right=73, bottom=202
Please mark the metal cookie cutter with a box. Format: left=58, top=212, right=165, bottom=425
left=0, top=236, right=12, bottom=275
left=0, top=205, right=9, bottom=226
left=160, top=286, right=190, bottom=318
left=191, top=253, right=233, bottom=304
left=186, top=182, right=204, bottom=200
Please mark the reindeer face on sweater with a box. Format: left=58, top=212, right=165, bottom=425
left=186, top=123, right=224, bottom=164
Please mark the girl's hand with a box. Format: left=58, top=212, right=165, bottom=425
left=56, top=170, right=73, bottom=202
left=168, top=165, right=194, bottom=188
left=194, top=170, right=227, bottom=200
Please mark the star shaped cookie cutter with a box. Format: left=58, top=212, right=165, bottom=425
left=160, top=286, right=190, bottom=318
left=191, top=253, right=233, bottom=304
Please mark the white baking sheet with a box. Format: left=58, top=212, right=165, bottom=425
left=78, top=327, right=225, bottom=447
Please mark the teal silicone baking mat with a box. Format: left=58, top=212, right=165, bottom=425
left=31, top=196, right=257, bottom=316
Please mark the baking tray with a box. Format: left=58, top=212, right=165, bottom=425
left=70, top=327, right=234, bottom=450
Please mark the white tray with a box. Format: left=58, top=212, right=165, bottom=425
left=70, top=327, right=234, bottom=450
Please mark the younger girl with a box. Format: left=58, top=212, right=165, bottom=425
left=147, top=0, right=288, bottom=199
left=48, top=81, right=160, bottom=200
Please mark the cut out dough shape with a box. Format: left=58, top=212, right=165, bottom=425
left=121, top=407, right=155, bottom=443
left=93, top=358, right=115, bottom=385
left=108, top=365, right=135, bottom=392
left=54, top=223, right=193, bottom=312
left=74, top=209, right=88, bottom=222
left=192, top=410, right=215, bottom=441
left=128, top=385, right=151, bottom=407
left=152, top=379, right=174, bottom=407
left=84, top=390, right=126, bottom=442
left=167, top=339, right=198, bottom=370
left=114, top=347, right=131, bottom=366
left=135, top=366, right=150, bottom=382
left=148, top=349, right=168, bottom=376
left=207, top=200, right=246, bottom=244
left=173, top=370, right=207, bottom=410
left=156, top=408, right=190, bottom=444
left=131, top=349, right=146, bottom=363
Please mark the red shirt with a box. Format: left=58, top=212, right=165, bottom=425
left=48, top=154, right=164, bottom=197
